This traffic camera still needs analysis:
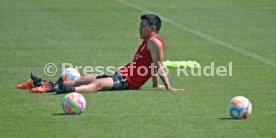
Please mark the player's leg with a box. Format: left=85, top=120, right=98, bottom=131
left=53, top=76, right=114, bottom=94
left=75, top=77, right=114, bottom=92
left=64, top=74, right=112, bottom=87
left=64, top=76, right=97, bottom=87
left=53, top=71, right=128, bottom=94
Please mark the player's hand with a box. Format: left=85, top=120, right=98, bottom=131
left=158, top=85, right=166, bottom=88
left=168, top=87, right=184, bottom=92
left=153, top=84, right=165, bottom=88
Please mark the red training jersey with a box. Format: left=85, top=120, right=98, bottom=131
left=120, top=36, right=165, bottom=89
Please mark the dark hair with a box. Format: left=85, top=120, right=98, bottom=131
left=141, top=14, right=162, bottom=33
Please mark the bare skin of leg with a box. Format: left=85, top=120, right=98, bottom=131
left=75, top=77, right=113, bottom=93
left=64, top=76, right=97, bottom=87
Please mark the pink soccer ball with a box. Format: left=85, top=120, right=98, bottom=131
left=62, top=92, right=86, bottom=114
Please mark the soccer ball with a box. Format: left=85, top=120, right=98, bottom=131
left=61, top=68, right=80, bottom=81
left=228, top=96, right=252, bottom=119
left=61, top=92, right=86, bottom=114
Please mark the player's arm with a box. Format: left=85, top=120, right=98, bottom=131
left=152, top=72, right=165, bottom=88
left=152, top=72, right=158, bottom=88
left=147, top=38, right=183, bottom=92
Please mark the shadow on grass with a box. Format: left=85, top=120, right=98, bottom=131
left=52, top=113, right=81, bottom=116
left=219, top=117, right=244, bottom=120
left=219, top=117, right=234, bottom=120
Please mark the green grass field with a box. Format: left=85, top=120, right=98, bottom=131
left=1, top=0, right=275, bottom=137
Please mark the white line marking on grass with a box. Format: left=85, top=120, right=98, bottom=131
left=116, top=0, right=276, bottom=67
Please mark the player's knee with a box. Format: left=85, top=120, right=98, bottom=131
left=74, top=76, right=85, bottom=84
left=88, top=82, right=102, bottom=92
left=94, top=82, right=102, bottom=91
left=69, top=78, right=79, bottom=86
left=76, top=76, right=85, bottom=81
